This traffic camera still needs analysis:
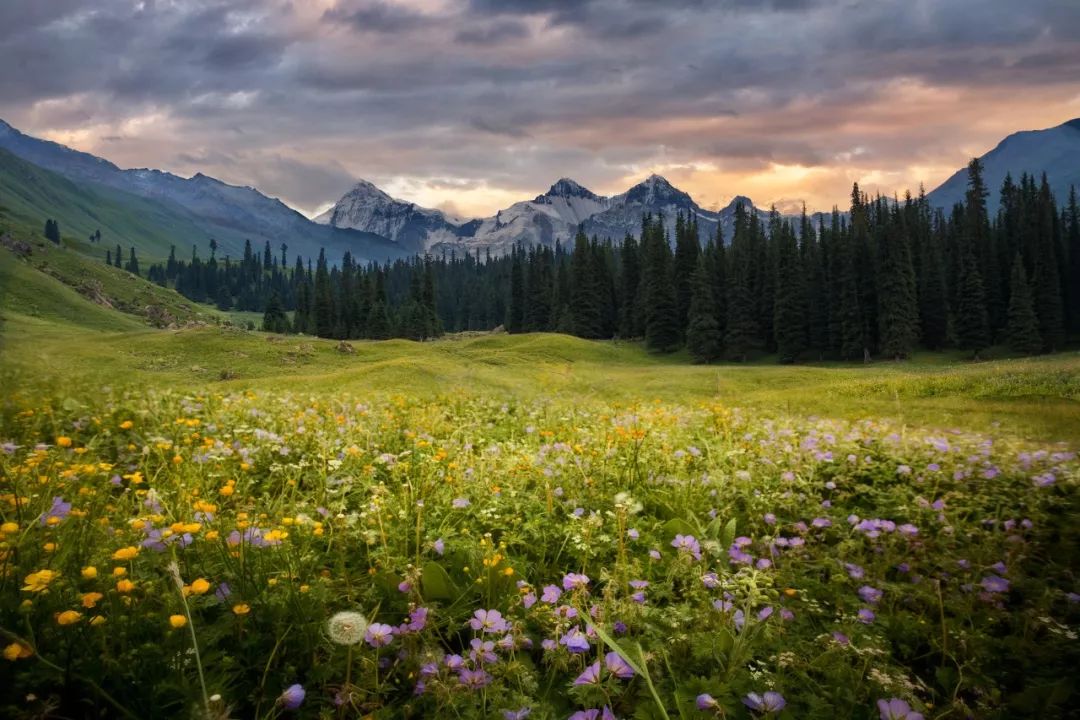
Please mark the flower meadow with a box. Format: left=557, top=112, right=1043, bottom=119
left=1, top=389, right=1078, bottom=719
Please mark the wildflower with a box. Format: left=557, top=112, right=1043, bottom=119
left=604, top=651, right=635, bottom=679
left=469, top=608, right=510, bottom=634
left=832, top=631, right=850, bottom=645
left=169, top=614, right=188, bottom=628
left=22, top=569, right=59, bottom=593
left=697, top=694, right=719, bottom=710
left=469, top=638, right=497, bottom=663
left=858, top=586, right=883, bottom=604
left=458, top=668, right=493, bottom=689
left=57, top=610, right=83, bottom=626
left=327, top=611, right=368, bottom=645
left=56, top=436, right=73, bottom=448
left=0, top=521, right=17, bottom=534
left=574, top=661, right=602, bottom=685
left=452, top=498, right=470, bottom=509
left=757, top=606, right=774, bottom=621
left=433, top=538, right=445, bottom=555
left=980, top=575, right=1009, bottom=594
left=503, top=709, right=531, bottom=720
left=81, top=566, right=98, bottom=580
left=858, top=608, right=876, bottom=624
left=627, top=528, right=639, bottom=540
left=81, top=592, right=104, bottom=608
left=4, top=642, right=33, bottom=661
left=764, top=513, right=777, bottom=525
left=41, top=497, right=72, bottom=525
left=672, top=534, right=702, bottom=560
left=648, top=549, right=661, bottom=560
left=844, top=563, right=865, bottom=579
left=743, top=691, right=786, bottom=713
left=559, top=627, right=590, bottom=653
left=563, top=573, right=590, bottom=591
left=112, top=546, right=139, bottom=561
left=280, top=684, right=306, bottom=710
left=365, top=622, right=395, bottom=647
left=116, top=579, right=135, bottom=593
left=190, top=578, right=211, bottom=595
left=877, top=699, right=924, bottom=720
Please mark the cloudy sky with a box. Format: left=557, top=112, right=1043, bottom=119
left=2, top=0, right=1079, bottom=218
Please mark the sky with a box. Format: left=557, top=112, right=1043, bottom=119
left=1, top=0, right=1079, bottom=219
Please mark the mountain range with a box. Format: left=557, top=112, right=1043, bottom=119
left=2, top=117, right=1079, bottom=262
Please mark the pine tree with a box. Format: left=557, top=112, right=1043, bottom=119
left=725, top=204, right=759, bottom=361
left=366, top=271, right=391, bottom=340
left=672, top=212, right=700, bottom=334
left=1004, top=253, right=1042, bottom=355
left=507, top=247, right=525, bottom=333
left=1031, top=175, right=1064, bottom=351
left=570, top=228, right=603, bottom=339
left=955, top=246, right=990, bottom=358
left=772, top=220, right=806, bottom=363
left=126, top=247, right=140, bottom=275
left=876, top=209, right=919, bottom=359
left=1067, top=186, right=1080, bottom=334
left=105, top=249, right=112, bottom=266
left=314, top=249, right=334, bottom=337
left=686, top=256, right=722, bottom=363
left=640, top=217, right=681, bottom=352
left=115, top=244, right=123, bottom=268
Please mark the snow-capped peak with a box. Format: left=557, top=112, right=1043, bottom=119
left=542, top=178, right=601, bottom=201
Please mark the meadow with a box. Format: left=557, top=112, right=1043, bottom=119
left=1, top=241, right=1079, bottom=719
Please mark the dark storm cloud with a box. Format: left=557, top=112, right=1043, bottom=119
left=0, top=0, right=1078, bottom=216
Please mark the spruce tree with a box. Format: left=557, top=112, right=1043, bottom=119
left=619, top=235, right=641, bottom=338
left=686, top=256, right=722, bottom=363
left=955, top=246, right=990, bottom=358
left=772, top=221, right=806, bottom=363
left=314, top=249, right=334, bottom=337
left=1004, top=253, right=1042, bottom=355
left=673, top=212, right=700, bottom=334
left=725, top=204, right=760, bottom=361
left=507, top=247, right=525, bottom=333
left=570, top=229, right=602, bottom=339
left=1067, top=186, right=1080, bottom=334
left=1031, top=176, right=1064, bottom=351
left=876, top=210, right=919, bottom=359
left=640, top=217, right=681, bottom=352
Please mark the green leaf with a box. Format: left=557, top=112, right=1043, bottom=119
left=719, top=517, right=737, bottom=548
left=421, top=561, right=456, bottom=601
left=661, top=518, right=697, bottom=541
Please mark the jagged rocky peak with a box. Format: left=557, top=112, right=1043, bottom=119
left=624, top=173, right=691, bottom=205
left=541, top=177, right=601, bottom=200
left=722, top=195, right=755, bottom=211
left=341, top=179, right=394, bottom=203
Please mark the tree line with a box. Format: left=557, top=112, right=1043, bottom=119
left=128, top=160, right=1078, bottom=361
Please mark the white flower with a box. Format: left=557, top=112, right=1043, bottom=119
left=327, top=611, right=369, bottom=645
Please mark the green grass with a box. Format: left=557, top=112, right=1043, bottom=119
left=0, top=148, right=212, bottom=261
left=2, top=237, right=1078, bottom=441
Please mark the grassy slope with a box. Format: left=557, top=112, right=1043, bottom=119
left=2, top=237, right=1078, bottom=441
left=0, top=147, right=208, bottom=261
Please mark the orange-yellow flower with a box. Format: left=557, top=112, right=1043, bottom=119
left=189, top=578, right=211, bottom=595
left=119, top=420, right=134, bottom=430
left=169, top=614, right=187, bottom=628
left=56, top=436, right=72, bottom=448
left=3, top=642, right=33, bottom=661
left=112, top=546, right=139, bottom=561
left=0, top=521, right=18, bottom=534
left=232, top=603, right=250, bottom=615
left=21, top=569, right=59, bottom=593
left=56, top=610, right=82, bottom=626
left=116, top=579, right=135, bottom=593
left=81, top=566, right=98, bottom=580
left=81, top=592, right=104, bottom=608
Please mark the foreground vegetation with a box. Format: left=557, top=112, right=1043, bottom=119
left=1, top=386, right=1077, bottom=719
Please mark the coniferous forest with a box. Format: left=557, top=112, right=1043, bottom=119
left=137, top=161, right=1079, bottom=361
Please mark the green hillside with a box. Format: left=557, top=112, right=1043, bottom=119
left=0, top=147, right=208, bottom=261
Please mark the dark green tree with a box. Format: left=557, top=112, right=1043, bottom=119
left=955, top=246, right=990, bottom=358
left=686, top=256, right=723, bottom=363
left=772, top=220, right=806, bottom=363
left=876, top=209, right=919, bottom=359
left=1004, top=252, right=1042, bottom=355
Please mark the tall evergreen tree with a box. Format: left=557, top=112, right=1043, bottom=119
left=618, top=236, right=641, bottom=338
left=1004, top=253, right=1042, bottom=355
left=507, top=247, right=525, bottom=333
left=672, top=212, right=700, bottom=334
left=570, top=229, right=603, bottom=339
left=725, top=203, right=760, bottom=361
left=876, top=209, right=919, bottom=359
left=772, top=221, right=806, bottom=363
left=955, top=246, right=990, bottom=358
left=686, top=256, right=723, bottom=363
left=640, top=217, right=681, bottom=352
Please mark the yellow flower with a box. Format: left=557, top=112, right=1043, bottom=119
left=112, top=546, right=139, bottom=561
left=112, top=566, right=127, bottom=577
left=172, top=455, right=183, bottom=465
left=3, top=642, right=32, bottom=661
left=119, top=420, right=134, bottom=430
left=232, top=603, right=251, bottom=615
left=90, top=615, right=106, bottom=626
left=0, top=521, right=18, bottom=534
left=190, top=578, right=211, bottom=595
left=783, top=588, right=798, bottom=597
left=43, top=542, right=58, bottom=552
left=116, top=579, right=135, bottom=593
left=21, top=569, right=59, bottom=593
left=81, top=566, right=98, bottom=580
left=169, top=614, right=187, bottom=628
left=81, top=592, right=104, bottom=609
left=56, top=610, right=83, bottom=626
left=56, top=436, right=72, bottom=448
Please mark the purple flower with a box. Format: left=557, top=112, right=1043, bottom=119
left=744, top=691, right=786, bottom=713
left=627, top=528, right=639, bottom=540
left=458, top=668, right=493, bottom=689
left=764, top=513, right=777, bottom=525
left=469, top=638, right=498, bottom=664
left=503, top=709, right=531, bottom=720
left=560, top=628, right=590, bottom=653
left=980, top=575, right=1009, bottom=594
left=523, top=593, right=537, bottom=609
left=541, top=585, right=562, bottom=603
left=858, top=586, right=883, bottom=604
left=757, top=606, right=774, bottom=621
left=898, top=524, right=919, bottom=537
left=452, top=498, right=470, bottom=509
left=402, top=607, right=428, bottom=632
left=697, top=693, right=718, bottom=710
left=672, top=534, right=702, bottom=560
left=469, top=609, right=510, bottom=633
left=41, top=496, right=72, bottom=525
left=877, top=698, right=924, bottom=720
left=569, top=711, right=600, bottom=720
left=649, top=549, right=662, bottom=560
left=844, top=563, right=865, bottom=580
left=604, top=651, right=635, bottom=679
left=574, top=662, right=602, bottom=685
left=701, top=572, right=719, bottom=588
left=433, top=538, right=445, bottom=555
left=832, top=631, right=850, bottom=645
left=755, top=558, right=772, bottom=570
left=858, top=608, right=876, bottom=624
left=279, top=684, right=305, bottom=710
left=365, top=623, right=395, bottom=648
left=541, top=639, right=556, bottom=652
left=563, top=573, right=590, bottom=591
left=812, top=517, right=832, bottom=529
